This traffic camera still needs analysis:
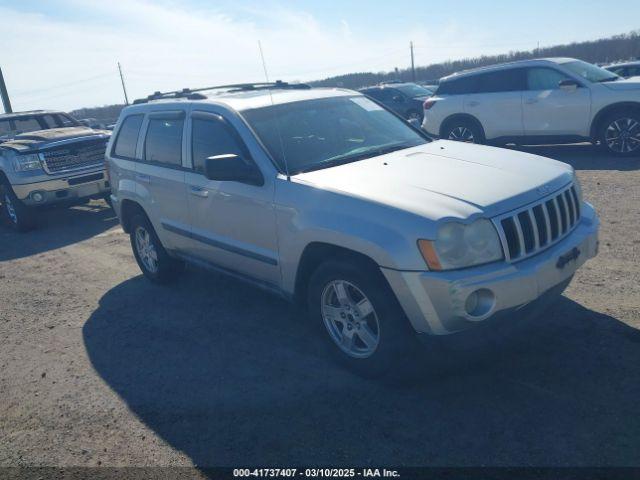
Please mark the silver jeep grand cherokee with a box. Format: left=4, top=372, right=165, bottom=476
left=107, top=82, right=599, bottom=374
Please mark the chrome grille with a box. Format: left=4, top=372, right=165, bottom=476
left=41, top=140, right=107, bottom=174
left=494, top=184, right=581, bottom=262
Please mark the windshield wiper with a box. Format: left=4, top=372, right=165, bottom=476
left=295, top=143, right=416, bottom=174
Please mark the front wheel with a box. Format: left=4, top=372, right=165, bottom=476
left=442, top=120, right=484, bottom=144
left=0, top=180, right=36, bottom=232
left=307, top=260, right=416, bottom=377
left=599, top=111, right=640, bottom=156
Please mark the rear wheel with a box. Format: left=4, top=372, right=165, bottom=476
left=599, top=111, right=640, bottom=156
left=442, top=119, right=484, bottom=144
left=129, top=213, right=183, bottom=283
left=0, top=180, right=36, bottom=232
left=307, top=260, right=417, bottom=377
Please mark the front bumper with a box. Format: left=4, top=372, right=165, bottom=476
left=382, top=202, right=600, bottom=335
left=12, top=169, right=110, bottom=206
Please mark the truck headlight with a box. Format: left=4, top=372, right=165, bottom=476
left=13, top=153, right=43, bottom=172
left=418, top=219, right=503, bottom=270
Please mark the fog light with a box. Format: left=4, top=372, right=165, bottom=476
left=464, top=288, right=495, bottom=318
left=31, top=191, right=45, bottom=203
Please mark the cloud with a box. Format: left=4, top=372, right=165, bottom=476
left=2, top=0, right=488, bottom=111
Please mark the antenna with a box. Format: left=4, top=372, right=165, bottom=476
left=258, top=41, right=291, bottom=180
left=118, top=62, right=129, bottom=106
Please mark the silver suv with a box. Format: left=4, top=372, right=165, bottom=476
left=0, top=110, right=111, bottom=231
left=108, top=82, right=599, bottom=374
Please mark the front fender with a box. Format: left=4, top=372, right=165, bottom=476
left=275, top=179, right=432, bottom=295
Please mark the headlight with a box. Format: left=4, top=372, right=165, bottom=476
left=418, top=219, right=503, bottom=270
left=572, top=171, right=583, bottom=204
left=13, top=153, right=43, bottom=172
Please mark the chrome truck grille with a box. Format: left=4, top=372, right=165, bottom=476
left=41, top=139, right=107, bottom=174
left=494, top=184, right=581, bottom=262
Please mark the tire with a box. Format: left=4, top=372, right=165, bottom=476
left=307, top=260, right=417, bottom=377
left=129, top=213, right=184, bottom=284
left=599, top=110, right=640, bottom=157
left=0, top=179, right=36, bottom=232
left=442, top=118, right=484, bottom=144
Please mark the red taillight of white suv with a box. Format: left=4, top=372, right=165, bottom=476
left=423, top=99, right=436, bottom=110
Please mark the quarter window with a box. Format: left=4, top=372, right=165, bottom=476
left=527, top=68, right=571, bottom=90
left=475, top=69, right=525, bottom=93
left=191, top=116, right=246, bottom=174
left=144, top=117, right=184, bottom=166
left=113, top=114, right=144, bottom=159
left=0, top=120, right=12, bottom=135
left=437, top=76, right=478, bottom=95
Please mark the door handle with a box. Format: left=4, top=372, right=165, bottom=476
left=189, top=186, right=209, bottom=198
left=135, top=173, right=151, bottom=183
left=525, top=98, right=538, bottom=105
left=467, top=101, right=480, bottom=107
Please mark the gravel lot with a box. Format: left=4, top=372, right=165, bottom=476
left=1, top=144, right=639, bottom=471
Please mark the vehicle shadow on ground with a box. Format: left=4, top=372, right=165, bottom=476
left=510, top=143, right=640, bottom=171
left=0, top=201, right=118, bottom=262
left=83, top=269, right=640, bottom=470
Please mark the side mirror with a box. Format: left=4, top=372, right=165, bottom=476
left=559, top=79, right=579, bottom=92
left=204, top=154, right=263, bottom=186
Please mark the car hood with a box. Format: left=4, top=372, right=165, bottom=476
left=0, top=127, right=110, bottom=153
left=601, top=77, right=640, bottom=91
left=293, top=140, right=573, bottom=221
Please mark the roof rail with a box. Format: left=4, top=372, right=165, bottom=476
left=132, top=80, right=312, bottom=104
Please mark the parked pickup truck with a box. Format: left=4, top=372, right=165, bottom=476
left=0, top=110, right=111, bottom=231
left=108, top=83, right=599, bottom=375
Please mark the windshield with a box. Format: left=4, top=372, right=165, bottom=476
left=395, top=84, right=433, bottom=97
left=242, top=96, right=428, bottom=175
left=0, top=113, right=79, bottom=141
left=562, top=60, right=621, bottom=83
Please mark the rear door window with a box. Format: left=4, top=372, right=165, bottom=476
left=144, top=115, right=184, bottom=166
left=113, top=114, right=144, bottom=159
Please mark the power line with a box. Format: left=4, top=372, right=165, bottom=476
left=10, top=72, right=117, bottom=97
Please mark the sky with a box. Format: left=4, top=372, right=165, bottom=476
left=1, top=0, right=639, bottom=112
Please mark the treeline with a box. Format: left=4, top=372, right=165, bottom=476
left=70, top=104, right=124, bottom=124
left=73, top=30, right=640, bottom=119
left=311, top=30, right=640, bottom=89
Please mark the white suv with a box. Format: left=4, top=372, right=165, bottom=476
left=422, top=58, right=640, bottom=156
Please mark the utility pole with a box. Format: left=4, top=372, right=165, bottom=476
left=0, top=66, right=13, bottom=113
left=410, top=41, right=416, bottom=82
left=118, top=62, right=129, bottom=106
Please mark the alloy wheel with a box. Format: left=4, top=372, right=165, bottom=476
left=605, top=117, right=640, bottom=154
left=448, top=126, right=475, bottom=143
left=321, top=280, right=380, bottom=359
left=134, top=226, right=159, bottom=273
left=4, top=193, right=18, bottom=225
